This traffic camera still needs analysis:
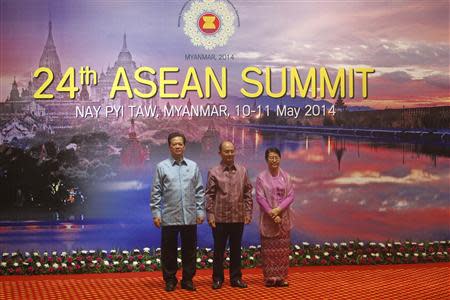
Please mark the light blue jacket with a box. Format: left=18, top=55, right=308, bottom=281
left=150, top=157, right=205, bottom=226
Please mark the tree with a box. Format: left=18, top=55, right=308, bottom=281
left=335, top=95, right=346, bottom=111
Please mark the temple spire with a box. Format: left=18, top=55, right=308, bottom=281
left=128, top=118, right=137, bottom=140
left=122, top=33, right=128, bottom=51
left=117, top=32, right=133, bottom=63
left=36, top=16, right=62, bottom=83
left=46, top=19, right=55, bottom=49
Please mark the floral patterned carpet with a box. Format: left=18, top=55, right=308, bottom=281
left=1, top=263, right=449, bottom=300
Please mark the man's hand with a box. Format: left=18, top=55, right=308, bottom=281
left=244, top=216, right=252, bottom=224
left=273, top=216, right=281, bottom=224
left=196, top=216, right=204, bottom=224
left=208, top=219, right=216, bottom=228
left=208, top=215, right=216, bottom=228
left=153, top=217, right=161, bottom=228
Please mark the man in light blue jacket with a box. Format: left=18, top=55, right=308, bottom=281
left=150, top=132, right=205, bottom=292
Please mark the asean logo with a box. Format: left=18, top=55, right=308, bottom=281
left=179, top=0, right=239, bottom=50
left=198, top=13, right=220, bottom=34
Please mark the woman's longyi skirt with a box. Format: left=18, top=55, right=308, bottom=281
left=260, top=230, right=290, bottom=282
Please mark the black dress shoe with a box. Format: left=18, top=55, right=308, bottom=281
left=231, top=279, right=248, bottom=288
left=276, top=280, right=289, bottom=287
left=181, top=281, right=197, bottom=291
left=212, top=280, right=223, bottom=289
left=165, top=282, right=176, bottom=292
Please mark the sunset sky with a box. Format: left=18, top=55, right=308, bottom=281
left=1, top=0, right=449, bottom=109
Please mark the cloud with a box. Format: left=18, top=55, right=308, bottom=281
left=327, top=169, right=440, bottom=186
left=282, top=148, right=328, bottom=163
left=394, top=200, right=409, bottom=209
left=290, top=175, right=304, bottom=184
left=366, top=41, right=450, bottom=69
left=424, top=74, right=450, bottom=90
left=380, top=71, right=412, bottom=83
left=98, top=180, right=149, bottom=192
left=304, top=153, right=324, bottom=162
left=265, top=54, right=298, bottom=65
left=235, top=51, right=263, bottom=59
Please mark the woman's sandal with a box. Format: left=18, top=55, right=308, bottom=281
left=265, top=278, right=277, bottom=287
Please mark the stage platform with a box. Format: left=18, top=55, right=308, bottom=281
left=1, top=263, right=449, bottom=299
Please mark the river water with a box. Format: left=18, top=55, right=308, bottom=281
left=1, top=127, right=448, bottom=252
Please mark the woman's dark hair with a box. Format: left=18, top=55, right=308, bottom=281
left=265, top=147, right=281, bottom=161
left=167, top=132, right=186, bottom=145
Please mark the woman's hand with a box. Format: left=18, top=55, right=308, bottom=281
left=273, top=216, right=281, bottom=223
left=270, top=207, right=282, bottom=217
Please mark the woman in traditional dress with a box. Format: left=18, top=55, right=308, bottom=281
left=256, top=147, right=294, bottom=287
